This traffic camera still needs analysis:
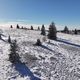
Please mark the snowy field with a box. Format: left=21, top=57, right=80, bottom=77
left=57, top=33, right=80, bottom=45
left=0, top=28, right=80, bottom=80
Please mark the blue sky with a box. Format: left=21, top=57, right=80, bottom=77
left=0, top=0, right=80, bottom=28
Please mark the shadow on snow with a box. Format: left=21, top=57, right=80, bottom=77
left=57, top=38, right=80, bottom=47
left=41, top=45, right=55, bottom=52
left=0, top=38, right=7, bottom=42
left=12, top=62, right=41, bottom=80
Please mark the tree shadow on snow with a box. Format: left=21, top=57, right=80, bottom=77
left=47, top=42, right=58, bottom=47
left=57, top=38, right=80, bottom=47
left=12, top=62, right=41, bottom=80
left=40, top=45, right=55, bottom=52
left=0, top=38, right=7, bottom=42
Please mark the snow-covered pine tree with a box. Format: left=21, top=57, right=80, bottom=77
left=31, top=26, right=34, bottom=30
left=74, top=29, right=78, bottom=34
left=16, top=24, right=20, bottom=29
left=9, top=40, right=20, bottom=63
left=21, top=26, right=23, bottom=29
left=63, top=26, right=69, bottom=33
left=10, top=25, right=13, bottom=28
left=48, top=22, right=57, bottom=40
left=41, top=24, right=46, bottom=35
left=38, top=26, right=40, bottom=30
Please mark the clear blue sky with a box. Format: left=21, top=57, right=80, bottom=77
left=0, top=0, right=80, bottom=27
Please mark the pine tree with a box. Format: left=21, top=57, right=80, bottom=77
left=31, top=26, right=33, bottom=30
left=41, top=24, right=46, bottom=35
left=74, top=29, right=78, bottom=34
left=8, top=35, right=11, bottom=43
left=63, top=26, right=69, bottom=33
left=21, top=26, right=23, bottom=29
left=38, top=26, right=40, bottom=30
left=9, top=40, right=20, bottom=63
left=10, top=25, right=13, bottom=28
left=48, top=22, right=57, bottom=40
left=16, top=24, right=20, bottom=29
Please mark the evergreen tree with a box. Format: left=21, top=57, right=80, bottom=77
left=74, top=29, right=78, bottom=34
left=48, top=22, right=57, bottom=40
left=9, top=40, right=20, bottom=63
left=8, top=35, right=11, bottom=43
left=63, top=26, right=69, bottom=33
left=21, top=26, right=23, bottom=29
left=38, top=26, right=40, bottom=30
left=16, top=24, right=20, bottom=29
left=10, top=25, right=13, bottom=28
left=31, top=26, right=33, bottom=30
left=41, top=24, right=46, bottom=35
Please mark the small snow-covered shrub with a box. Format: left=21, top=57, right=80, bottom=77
left=9, top=40, right=20, bottom=63
left=35, top=39, right=42, bottom=46
left=42, top=36, right=47, bottom=42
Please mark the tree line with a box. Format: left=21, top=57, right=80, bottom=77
left=60, top=26, right=79, bottom=35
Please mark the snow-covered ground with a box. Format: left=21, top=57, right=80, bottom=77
left=57, top=33, right=80, bottom=45
left=0, top=28, right=80, bottom=80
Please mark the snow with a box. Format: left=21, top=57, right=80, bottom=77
left=57, top=33, right=80, bottom=45
left=0, top=28, right=80, bottom=80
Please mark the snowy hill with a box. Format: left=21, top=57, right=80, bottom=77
left=0, top=28, right=80, bottom=80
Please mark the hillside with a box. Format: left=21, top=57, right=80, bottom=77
left=0, top=28, right=80, bottom=80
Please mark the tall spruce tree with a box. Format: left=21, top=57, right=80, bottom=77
left=21, top=26, right=23, bottom=29
left=41, top=24, right=46, bottom=35
left=16, top=24, right=20, bottom=29
left=63, top=26, right=69, bottom=33
left=74, top=29, right=78, bottom=34
left=10, top=25, right=13, bottom=28
left=38, top=26, right=40, bottom=30
left=9, top=40, right=20, bottom=63
left=48, top=22, right=57, bottom=40
left=31, top=26, right=33, bottom=30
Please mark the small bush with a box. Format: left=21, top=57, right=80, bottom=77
left=35, top=39, right=42, bottom=46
